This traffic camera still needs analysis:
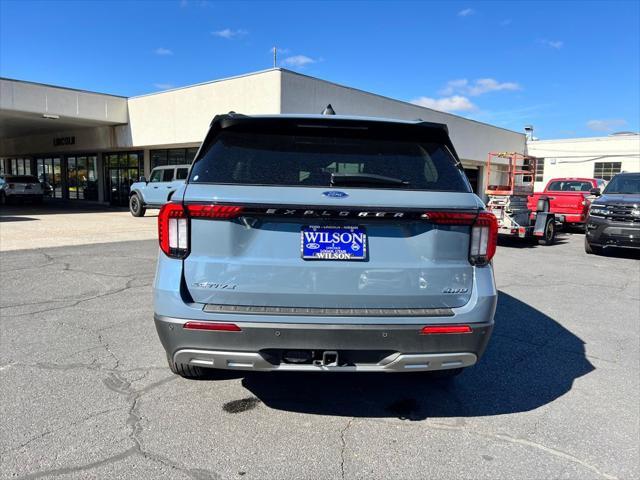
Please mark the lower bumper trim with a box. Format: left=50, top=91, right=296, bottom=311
left=203, top=304, right=454, bottom=317
left=174, top=349, right=477, bottom=372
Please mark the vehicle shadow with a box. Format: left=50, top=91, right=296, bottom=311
left=0, top=201, right=127, bottom=216
left=600, top=248, right=640, bottom=260
left=238, top=291, right=594, bottom=419
left=0, top=216, right=40, bottom=223
left=497, top=234, right=569, bottom=249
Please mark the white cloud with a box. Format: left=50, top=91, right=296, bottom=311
left=154, top=47, right=173, bottom=56
left=540, top=39, right=563, bottom=49
left=280, top=55, right=316, bottom=68
left=411, top=95, right=477, bottom=113
left=458, top=8, right=475, bottom=17
left=439, top=78, right=521, bottom=96
left=586, top=119, right=627, bottom=132
left=212, top=28, right=248, bottom=39
left=153, top=83, right=174, bottom=90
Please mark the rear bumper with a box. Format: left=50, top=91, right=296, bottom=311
left=153, top=253, right=497, bottom=372
left=5, top=193, right=43, bottom=199
left=556, top=213, right=586, bottom=224
left=155, top=315, right=491, bottom=372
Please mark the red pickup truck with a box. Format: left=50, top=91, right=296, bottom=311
left=528, top=178, right=607, bottom=226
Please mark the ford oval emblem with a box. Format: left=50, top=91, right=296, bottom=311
left=323, top=191, right=349, bottom=198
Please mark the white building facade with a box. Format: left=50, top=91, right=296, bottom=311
left=526, top=134, right=640, bottom=190
left=0, top=68, right=526, bottom=206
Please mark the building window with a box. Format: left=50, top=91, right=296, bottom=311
left=9, top=158, right=31, bottom=175
left=66, top=155, right=98, bottom=200
left=151, top=147, right=199, bottom=169
left=104, top=151, right=144, bottom=206
left=36, top=157, right=63, bottom=198
left=594, top=162, right=622, bottom=181
left=535, top=158, right=544, bottom=182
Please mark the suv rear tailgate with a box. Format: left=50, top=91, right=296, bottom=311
left=182, top=185, right=481, bottom=310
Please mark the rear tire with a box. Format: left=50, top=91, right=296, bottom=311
left=538, top=219, right=556, bottom=245
left=166, top=353, right=208, bottom=379
left=584, top=236, right=602, bottom=255
left=129, top=194, right=146, bottom=217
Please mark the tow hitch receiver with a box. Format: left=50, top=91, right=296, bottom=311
left=315, top=351, right=339, bottom=367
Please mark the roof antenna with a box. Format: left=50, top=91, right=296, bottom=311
left=321, top=104, right=336, bottom=115
left=273, top=46, right=277, bottom=68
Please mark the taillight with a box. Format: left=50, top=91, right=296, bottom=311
left=421, top=211, right=476, bottom=225
left=470, top=212, right=498, bottom=265
left=421, top=210, right=498, bottom=265
left=158, top=203, right=244, bottom=258
left=158, top=203, right=188, bottom=258
left=186, top=204, right=244, bottom=219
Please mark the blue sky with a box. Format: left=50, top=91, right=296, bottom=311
left=0, top=0, right=638, bottom=139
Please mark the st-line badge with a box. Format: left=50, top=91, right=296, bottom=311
left=301, top=225, right=367, bottom=260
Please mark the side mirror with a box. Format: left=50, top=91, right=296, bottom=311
left=589, top=187, right=601, bottom=196
left=139, top=176, right=147, bottom=183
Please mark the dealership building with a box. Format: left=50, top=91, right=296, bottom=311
left=0, top=68, right=527, bottom=206
left=527, top=133, right=640, bottom=189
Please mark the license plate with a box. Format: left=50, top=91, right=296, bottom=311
left=301, top=225, right=367, bottom=261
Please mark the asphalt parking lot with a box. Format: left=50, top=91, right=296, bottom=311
left=1, top=207, right=639, bottom=480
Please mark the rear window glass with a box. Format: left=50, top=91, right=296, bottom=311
left=6, top=176, right=39, bottom=183
left=162, top=169, right=174, bottom=182
left=547, top=180, right=593, bottom=192
left=190, top=132, right=469, bottom=192
left=176, top=168, right=189, bottom=180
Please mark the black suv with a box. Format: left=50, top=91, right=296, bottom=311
left=585, top=172, right=640, bottom=254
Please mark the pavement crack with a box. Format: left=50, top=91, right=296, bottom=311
left=98, top=333, right=121, bottom=369
left=1, top=278, right=152, bottom=317
left=13, top=447, right=138, bottom=480
left=125, top=379, right=218, bottom=480
left=339, top=418, right=354, bottom=479
left=368, top=418, right=619, bottom=480
left=2, top=407, right=121, bottom=457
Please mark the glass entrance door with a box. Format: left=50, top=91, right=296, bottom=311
left=104, top=152, right=143, bottom=206
left=36, top=157, right=63, bottom=198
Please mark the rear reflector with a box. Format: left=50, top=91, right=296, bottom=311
left=183, top=321, right=242, bottom=332
left=420, top=325, right=472, bottom=335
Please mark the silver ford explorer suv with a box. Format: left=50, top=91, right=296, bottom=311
left=153, top=113, right=498, bottom=379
